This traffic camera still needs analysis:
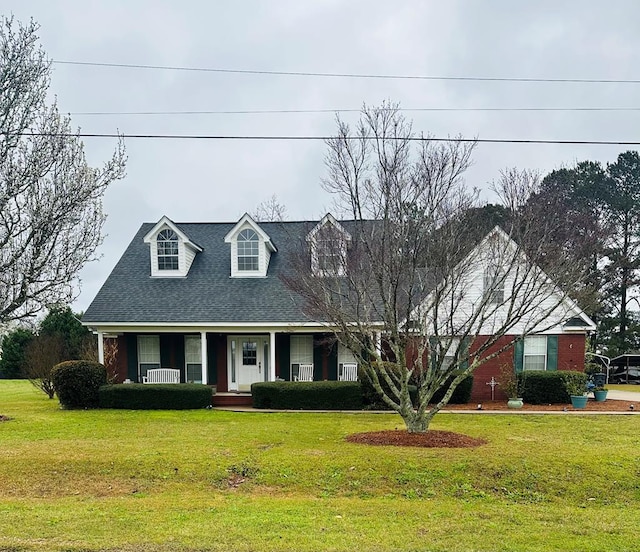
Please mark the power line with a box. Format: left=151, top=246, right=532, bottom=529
left=52, top=60, right=640, bottom=85
left=68, top=106, right=640, bottom=116
left=19, top=131, right=640, bottom=145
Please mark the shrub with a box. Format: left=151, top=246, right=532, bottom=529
left=51, top=360, right=107, bottom=408
left=519, top=370, right=588, bottom=404
left=251, top=381, right=363, bottom=410
left=430, top=372, right=474, bottom=404
left=359, top=363, right=472, bottom=408
left=99, top=384, right=213, bottom=409
left=359, top=361, right=417, bottom=409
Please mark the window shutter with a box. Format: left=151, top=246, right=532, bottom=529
left=514, top=339, right=524, bottom=373
left=278, top=334, right=291, bottom=381
left=126, top=334, right=138, bottom=381
left=546, top=336, right=558, bottom=371
left=313, top=334, right=323, bottom=381
left=460, top=337, right=471, bottom=370
left=328, top=342, right=338, bottom=380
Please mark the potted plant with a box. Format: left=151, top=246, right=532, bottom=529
left=593, top=386, right=608, bottom=402
left=566, top=379, right=588, bottom=409
left=499, top=364, right=523, bottom=409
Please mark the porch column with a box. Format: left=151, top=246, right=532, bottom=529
left=97, top=331, right=104, bottom=364
left=269, top=331, right=276, bottom=382
left=200, top=331, right=208, bottom=385
left=374, top=331, right=382, bottom=357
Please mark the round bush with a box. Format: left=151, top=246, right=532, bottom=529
left=51, top=360, right=107, bottom=409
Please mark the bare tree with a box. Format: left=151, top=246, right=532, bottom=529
left=252, top=194, right=287, bottom=222
left=23, top=334, right=64, bottom=398
left=0, top=17, right=126, bottom=323
left=287, top=103, right=591, bottom=433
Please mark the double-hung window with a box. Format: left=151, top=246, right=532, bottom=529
left=290, top=335, right=313, bottom=381
left=523, top=336, right=547, bottom=371
left=137, top=335, right=160, bottom=381
left=483, top=264, right=505, bottom=304
left=185, top=335, right=202, bottom=383
left=237, top=229, right=259, bottom=271
left=157, top=229, right=179, bottom=270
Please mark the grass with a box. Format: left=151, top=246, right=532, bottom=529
left=608, top=383, right=640, bottom=392
left=1, top=380, right=639, bottom=552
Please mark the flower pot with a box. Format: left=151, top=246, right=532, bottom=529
left=570, top=395, right=588, bottom=409
left=594, top=389, right=608, bottom=402
left=507, top=398, right=524, bottom=409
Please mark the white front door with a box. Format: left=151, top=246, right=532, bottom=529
left=228, top=336, right=269, bottom=391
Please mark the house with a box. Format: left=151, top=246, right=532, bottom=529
left=82, top=214, right=596, bottom=404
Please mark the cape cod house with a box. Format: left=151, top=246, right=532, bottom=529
left=82, top=213, right=596, bottom=404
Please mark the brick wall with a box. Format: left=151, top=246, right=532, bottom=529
left=469, top=334, right=587, bottom=402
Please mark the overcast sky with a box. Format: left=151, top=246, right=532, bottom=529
left=4, top=0, right=640, bottom=312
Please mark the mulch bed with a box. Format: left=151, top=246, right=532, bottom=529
left=442, top=399, right=637, bottom=412
left=347, top=429, right=487, bottom=448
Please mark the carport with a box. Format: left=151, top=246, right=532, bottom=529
left=609, top=354, right=640, bottom=384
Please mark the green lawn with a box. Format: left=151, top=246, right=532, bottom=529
left=1, top=380, right=639, bottom=552
left=608, top=383, right=640, bottom=392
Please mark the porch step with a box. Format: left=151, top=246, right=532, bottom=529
left=212, top=392, right=253, bottom=407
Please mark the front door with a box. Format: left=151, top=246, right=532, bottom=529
left=228, top=336, right=269, bottom=391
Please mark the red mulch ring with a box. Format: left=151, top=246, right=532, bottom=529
left=346, top=429, right=487, bottom=448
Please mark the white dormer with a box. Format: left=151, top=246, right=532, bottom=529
left=143, top=216, right=203, bottom=278
left=224, top=213, right=277, bottom=278
left=306, top=213, right=351, bottom=277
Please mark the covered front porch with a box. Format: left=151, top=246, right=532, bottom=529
left=96, top=327, right=364, bottom=392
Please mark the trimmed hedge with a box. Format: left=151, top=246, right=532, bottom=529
left=519, top=370, right=588, bottom=404
left=99, top=384, right=213, bottom=410
left=51, top=360, right=107, bottom=409
left=251, top=381, right=363, bottom=410
left=360, top=362, right=417, bottom=410
left=430, top=373, right=474, bottom=405
left=360, top=363, right=472, bottom=409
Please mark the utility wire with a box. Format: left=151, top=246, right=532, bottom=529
left=18, top=131, right=640, bottom=145
left=52, top=60, right=640, bottom=84
left=68, top=107, right=640, bottom=116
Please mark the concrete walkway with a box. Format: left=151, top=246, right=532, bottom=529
left=607, top=389, right=640, bottom=401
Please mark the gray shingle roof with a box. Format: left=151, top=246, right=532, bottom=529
left=83, top=221, right=324, bottom=324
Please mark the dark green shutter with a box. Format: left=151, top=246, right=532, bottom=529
left=514, top=339, right=524, bottom=373
left=313, top=334, right=323, bottom=381
left=328, top=341, right=338, bottom=381
left=159, top=335, right=172, bottom=368
left=459, top=337, right=471, bottom=370
left=207, top=334, right=217, bottom=385
left=126, top=334, right=138, bottom=381
left=278, top=334, right=290, bottom=381
left=174, top=335, right=185, bottom=382
left=546, top=336, right=558, bottom=371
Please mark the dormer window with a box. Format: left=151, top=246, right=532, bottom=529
left=143, top=216, right=202, bottom=278
left=237, top=229, right=259, bottom=271
left=157, top=229, right=179, bottom=270
left=224, top=213, right=277, bottom=278
left=307, top=214, right=351, bottom=277
left=315, top=226, right=345, bottom=275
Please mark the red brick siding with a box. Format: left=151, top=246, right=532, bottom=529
left=469, top=334, right=587, bottom=401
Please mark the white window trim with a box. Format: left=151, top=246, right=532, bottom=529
left=290, top=335, right=313, bottom=381
left=307, top=215, right=351, bottom=278
left=137, top=335, right=161, bottom=381
left=523, top=335, right=547, bottom=371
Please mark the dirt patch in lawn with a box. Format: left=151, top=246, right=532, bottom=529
left=0, top=415, right=10, bottom=422
left=346, top=429, right=487, bottom=448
